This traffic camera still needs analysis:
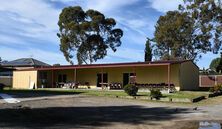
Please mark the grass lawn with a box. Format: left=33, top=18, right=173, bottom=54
left=1, top=88, right=209, bottom=100
left=164, top=91, right=209, bottom=99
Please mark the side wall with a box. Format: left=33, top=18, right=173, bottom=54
left=76, top=67, right=135, bottom=88
left=13, top=70, right=38, bottom=89
left=179, top=61, right=199, bottom=90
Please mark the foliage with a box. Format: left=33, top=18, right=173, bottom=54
left=216, top=53, right=222, bottom=73
left=153, top=0, right=222, bottom=61
left=154, top=11, right=207, bottom=61
left=57, top=6, right=123, bottom=64
left=144, top=38, right=153, bottom=61
left=0, top=83, right=5, bottom=91
left=150, top=89, right=162, bottom=99
left=179, top=0, right=222, bottom=54
left=210, top=58, right=220, bottom=71
left=209, top=84, right=222, bottom=93
left=123, top=84, right=138, bottom=96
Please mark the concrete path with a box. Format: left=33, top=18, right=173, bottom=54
left=0, top=93, right=20, bottom=104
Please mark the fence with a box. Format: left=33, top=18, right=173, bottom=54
left=199, top=75, right=222, bottom=87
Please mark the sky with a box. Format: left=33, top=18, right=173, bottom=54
left=0, top=0, right=218, bottom=68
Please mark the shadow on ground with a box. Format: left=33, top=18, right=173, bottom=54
left=0, top=105, right=192, bottom=128
left=0, top=89, right=84, bottom=99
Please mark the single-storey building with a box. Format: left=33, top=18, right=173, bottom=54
left=13, top=60, right=199, bottom=91
left=0, top=58, right=50, bottom=86
left=1, top=58, right=50, bottom=70
left=0, top=67, right=14, bottom=86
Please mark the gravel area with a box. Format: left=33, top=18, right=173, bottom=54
left=0, top=94, right=221, bottom=129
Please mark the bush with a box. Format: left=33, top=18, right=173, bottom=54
left=209, top=84, right=222, bottom=93
left=0, top=83, right=5, bottom=91
left=150, top=89, right=162, bottom=99
left=124, top=84, right=138, bottom=96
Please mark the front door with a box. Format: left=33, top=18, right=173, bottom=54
left=97, top=73, right=108, bottom=87
left=123, top=73, right=129, bottom=87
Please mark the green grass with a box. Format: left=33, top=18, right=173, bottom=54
left=71, top=89, right=148, bottom=97
left=1, top=88, right=210, bottom=100
left=164, top=91, right=209, bottom=99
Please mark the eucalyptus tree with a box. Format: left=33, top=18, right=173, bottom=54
left=57, top=6, right=123, bottom=64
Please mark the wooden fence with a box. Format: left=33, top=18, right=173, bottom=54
left=199, top=75, right=222, bottom=87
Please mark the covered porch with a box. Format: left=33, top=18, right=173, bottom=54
left=36, top=63, right=180, bottom=91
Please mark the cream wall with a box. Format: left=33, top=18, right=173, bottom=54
left=179, top=61, right=199, bottom=90
left=75, top=66, right=180, bottom=88
left=76, top=67, right=138, bottom=87
left=54, top=69, right=75, bottom=82
left=105, top=67, right=134, bottom=84
left=136, top=64, right=180, bottom=89
left=13, top=70, right=38, bottom=89
left=76, top=68, right=100, bottom=87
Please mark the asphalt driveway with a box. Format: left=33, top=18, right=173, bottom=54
left=1, top=93, right=216, bottom=129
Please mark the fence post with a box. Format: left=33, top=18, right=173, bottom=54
left=215, top=75, right=217, bottom=85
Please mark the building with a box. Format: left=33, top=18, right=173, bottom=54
left=0, top=58, right=50, bottom=86
left=0, top=66, right=14, bottom=86
left=12, top=60, right=199, bottom=91
left=1, top=58, right=50, bottom=70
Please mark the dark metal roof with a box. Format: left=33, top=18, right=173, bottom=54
left=19, top=60, right=194, bottom=71
left=1, top=58, right=50, bottom=67
left=0, top=66, right=14, bottom=72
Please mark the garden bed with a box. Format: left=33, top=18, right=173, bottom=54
left=208, top=92, right=222, bottom=98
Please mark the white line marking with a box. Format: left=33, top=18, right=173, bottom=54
left=0, top=93, right=20, bottom=103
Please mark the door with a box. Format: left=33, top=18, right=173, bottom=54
left=58, top=74, right=67, bottom=83
left=97, top=73, right=108, bottom=87
left=123, top=73, right=129, bottom=87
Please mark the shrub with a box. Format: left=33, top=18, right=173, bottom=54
left=209, top=87, right=214, bottom=92
left=150, top=89, right=162, bottom=99
left=0, top=83, right=5, bottom=91
left=209, top=84, right=222, bottom=93
left=124, top=84, right=138, bottom=96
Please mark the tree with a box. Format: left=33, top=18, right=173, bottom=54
left=154, top=11, right=205, bottom=61
left=153, top=0, right=222, bottom=61
left=179, top=0, right=222, bottom=54
left=57, top=6, right=123, bottom=64
left=144, top=38, right=152, bottom=61
left=217, top=53, right=222, bottom=73
left=210, top=58, right=220, bottom=70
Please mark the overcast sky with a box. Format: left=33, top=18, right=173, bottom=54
left=0, top=0, right=218, bottom=68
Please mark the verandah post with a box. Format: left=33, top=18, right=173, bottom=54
left=74, top=68, right=77, bottom=82
left=133, top=66, right=136, bottom=84
left=51, top=70, right=54, bottom=88
left=167, top=64, right=171, bottom=91
left=101, top=68, right=104, bottom=90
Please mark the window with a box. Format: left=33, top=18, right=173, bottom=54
left=40, top=72, right=47, bottom=80
left=58, top=74, right=67, bottom=83
left=123, top=73, right=136, bottom=86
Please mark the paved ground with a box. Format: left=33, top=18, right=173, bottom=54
left=0, top=94, right=222, bottom=129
